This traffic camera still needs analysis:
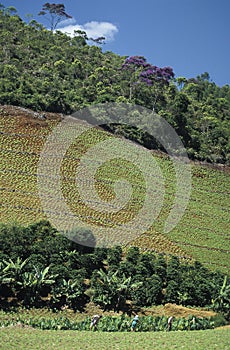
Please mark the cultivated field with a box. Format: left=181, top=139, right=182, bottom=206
left=0, top=327, right=229, bottom=350
left=0, top=105, right=229, bottom=272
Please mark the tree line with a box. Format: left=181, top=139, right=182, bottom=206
left=0, top=221, right=229, bottom=321
left=0, top=6, right=230, bottom=164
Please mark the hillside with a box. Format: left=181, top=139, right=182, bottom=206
left=0, top=8, right=230, bottom=165
left=0, top=105, right=229, bottom=273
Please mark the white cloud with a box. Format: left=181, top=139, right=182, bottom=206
left=57, top=18, right=77, bottom=27
left=57, top=19, right=118, bottom=42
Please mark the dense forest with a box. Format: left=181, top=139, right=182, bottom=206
left=0, top=5, right=230, bottom=164
left=0, top=221, right=229, bottom=322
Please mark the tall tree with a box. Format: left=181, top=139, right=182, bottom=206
left=38, top=3, right=72, bottom=31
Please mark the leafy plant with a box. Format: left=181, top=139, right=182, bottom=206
left=212, top=276, right=230, bottom=321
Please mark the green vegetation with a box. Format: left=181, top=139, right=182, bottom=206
left=0, top=5, right=229, bottom=344
left=0, top=5, right=229, bottom=273
left=0, top=6, right=230, bottom=164
left=212, top=276, right=230, bottom=321
left=0, top=107, right=229, bottom=272
left=0, top=327, right=229, bottom=350
left=0, top=313, right=218, bottom=331
left=0, top=221, right=229, bottom=320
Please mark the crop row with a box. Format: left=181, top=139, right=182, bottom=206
left=1, top=113, right=229, bottom=273
left=0, top=164, right=228, bottom=217
left=0, top=315, right=217, bottom=332
left=1, top=189, right=228, bottom=251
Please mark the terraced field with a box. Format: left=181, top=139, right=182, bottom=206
left=0, top=105, right=229, bottom=272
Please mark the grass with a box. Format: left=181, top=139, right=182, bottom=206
left=0, top=327, right=229, bottom=350
left=0, top=105, right=229, bottom=272
left=0, top=306, right=228, bottom=349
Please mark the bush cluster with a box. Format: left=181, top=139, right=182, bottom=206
left=0, top=221, right=228, bottom=315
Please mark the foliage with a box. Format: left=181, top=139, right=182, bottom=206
left=107, top=246, right=122, bottom=268
left=0, top=8, right=229, bottom=164
left=212, top=276, right=230, bottom=321
left=51, top=277, right=88, bottom=311
left=0, top=5, right=229, bottom=314
left=122, top=55, right=174, bottom=109
left=0, top=109, right=229, bottom=272
left=0, top=221, right=104, bottom=310
left=0, top=313, right=217, bottom=331
left=65, top=227, right=96, bottom=253
left=0, top=221, right=228, bottom=311
left=91, top=268, right=143, bottom=311
left=38, top=3, right=72, bottom=31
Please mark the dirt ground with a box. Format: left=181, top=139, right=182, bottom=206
left=82, top=301, right=216, bottom=319
left=141, top=303, right=216, bottom=318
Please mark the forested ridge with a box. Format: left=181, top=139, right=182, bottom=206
left=0, top=5, right=230, bottom=164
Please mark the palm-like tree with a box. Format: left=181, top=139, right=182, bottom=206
left=0, top=258, right=56, bottom=305
left=212, top=276, right=230, bottom=321
left=1, top=257, right=30, bottom=297
left=51, top=278, right=85, bottom=310
left=17, top=266, right=57, bottom=305
left=93, top=269, right=142, bottom=311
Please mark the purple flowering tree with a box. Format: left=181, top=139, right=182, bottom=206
left=122, top=55, right=150, bottom=69
left=139, top=65, right=175, bottom=109
left=122, top=56, right=175, bottom=109
left=122, top=56, right=150, bottom=101
left=139, top=65, right=174, bottom=85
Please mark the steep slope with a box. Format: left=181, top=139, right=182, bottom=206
left=0, top=105, right=229, bottom=273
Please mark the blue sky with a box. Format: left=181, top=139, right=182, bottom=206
left=1, top=0, right=230, bottom=86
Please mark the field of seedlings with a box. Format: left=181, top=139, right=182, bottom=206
left=0, top=106, right=229, bottom=272
left=0, top=327, right=229, bottom=350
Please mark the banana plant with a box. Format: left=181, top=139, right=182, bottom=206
left=17, top=266, right=57, bottom=305
left=2, top=257, right=30, bottom=281
left=212, top=276, right=230, bottom=321
left=0, top=257, right=30, bottom=297
left=93, top=269, right=142, bottom=311
left=51, top=278, right=85, bottom=310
